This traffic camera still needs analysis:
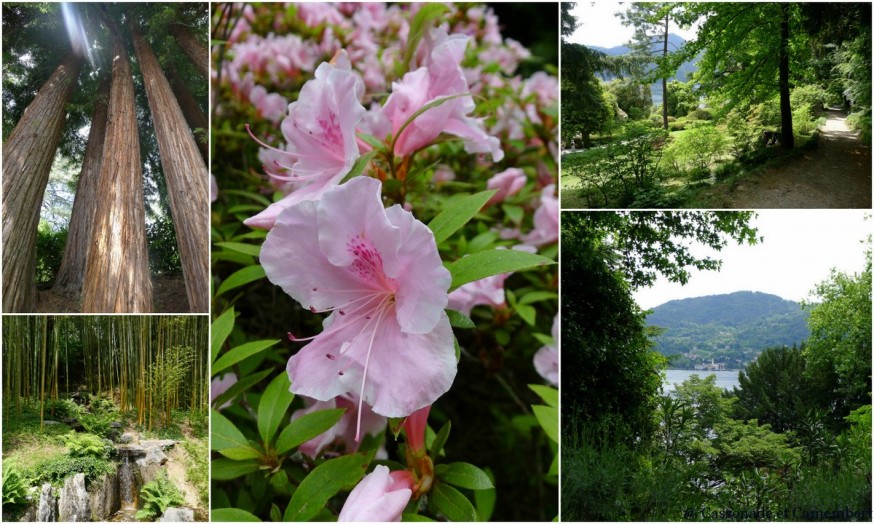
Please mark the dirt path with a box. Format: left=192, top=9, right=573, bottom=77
left=35, top=272, right=190, bottom=313
left=720, top=108, right=871, bottom=208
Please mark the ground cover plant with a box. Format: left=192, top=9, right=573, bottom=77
left=210, top=3, right=558, bottom=521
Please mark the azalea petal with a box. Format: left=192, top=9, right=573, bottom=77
left=385, top=205, right=450, bottom=334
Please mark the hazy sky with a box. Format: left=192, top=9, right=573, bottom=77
left=566, top=2, right=701, bottom=49
left=632, top=211, right=871, bottom=310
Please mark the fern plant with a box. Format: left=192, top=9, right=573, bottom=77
left=135, top=472, right=185, bottom=521
left=79, top=412, right=118, bottom=438
left=2, top=464, right=30, bottom=507
left=61, top=432, right=111, bottom=459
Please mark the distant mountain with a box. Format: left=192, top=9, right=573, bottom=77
left=646, top=291, right=810, bottom=370
left=588, top=33, right=699, bottom=104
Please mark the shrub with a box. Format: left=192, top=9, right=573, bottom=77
left=726, top=110, right=763, bottom=161
left=79, top=412, right=118, bottom=439
left=35, top=223, right=66, bottom=286
left=60, top=432, right=111, bottom=460
left=29, top=455, right=115, bottom=487
left=136, top=472, right=185, bottom=521
left=793, top=103, right=819, bottom=136
left=2, top=464, right=30, bottom=508
left=791, top=85, right=828, bottom=113
left=846, top=111, right=872, bottom=143
left=688, top=108, right=713, bottom=121
left=45, top=398, right=84, bottom=421
left=664, top=124, right=728, bottom=176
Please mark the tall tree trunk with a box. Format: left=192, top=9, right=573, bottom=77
left=169, top=22, right=208, bottom=78
left=82, top=25, right=153, bottom=313
left=53, top=75, right=111, bottom=300
left=662, top=14, right=669, bottom=130
left=131, top=20, right=209, bottom=313
left=2, top=51, right=84, bottom=312
left=167, top=65, right=209, bottom=163
left=779, top=4, right=795, bottom=149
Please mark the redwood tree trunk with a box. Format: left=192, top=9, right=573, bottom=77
left=2, top=51, right=84, bottom=312
left=169, top=23, right=208, bottom=78
left=53, top=75, right=111, bottom=300
left=779, top=3, right=795, bottom=149
left=82, top=27, right=153, bottom=313
left=132, top=20, right=209, bottom=313
left=167, top=65, right=209, bottom=163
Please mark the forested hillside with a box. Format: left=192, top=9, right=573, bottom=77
left=647, top=291, right=810, bottom=368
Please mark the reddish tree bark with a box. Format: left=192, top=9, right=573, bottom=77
left=132, top=20, right=209, bottom=313
left=169, top=23, right=208, bottom=78
left=2, top=51, right=84, bottom=312
left=82, top=25, right=153, bottom=313
left=167, top=65, right=209, bottom=163
left=53, top=75, right=111, bottom=300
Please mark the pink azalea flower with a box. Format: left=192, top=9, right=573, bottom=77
left=381, top=30, right=503, bottom=161
left=520, top=184, right=558, bottom=248
left=249, top=85, right=288, bottom=123
left=534, top=315, right=558, bottom=386
left=447, top=273, right=509, bottom=316
left=245, top=50, right=366, bottom=230
left=338, top=465, right=415, bottom=522
left=401, top=405, right=430, bottom=457
left=432, top=165, right=456, bottom=185
left=210, top=175, right=218, bottom=203
left=486, top=167, right=526, bottom=205
left=211, top=373, right=238, bottom=410
left=260, top=177, right=456, bottom=438
left=290, top=394, right=386, bottom=459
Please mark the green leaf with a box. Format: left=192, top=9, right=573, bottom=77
left=215, top=242, right=262, bottom=257
left=435, top=462, right=494, bottom=490
left=212, top=369, right=273, bottom=410
left=548, top=454, right=558, bottom=476
left=514, top=303, right=537, bottom=326
left=428, top=190, right=496, bottom=245
left=258, top=372, right=295, bottom=445
left=403, top=4, right=450, bottom=71
left=211, top=459, right=259, bottom=480
left=283, top=452, right=373, bottom=522
left=532, top=405, right=559, bottom=444
left=446, top=309, right=475, bottom=329
left=533, top=333, right=554, bottom=346
left=217, top=265, right=267, bottom=297
left=211, top=308, right=235, bottom=365
left=429, top=482, right=477, bottom=522
left=430, top=420, right=451, bottom=458
left=474, top=473, right=496, bottom=521
left=339, top=150, right=379, bottom=184
left=219, top=446, right=262, bottom=460
left=357, top=132, right=386, bottom=150
left=402, top=514, right=435, bottom=522
left=212, top=339, right=279, bottom=376
left=501, top=204, right=524, bottom=224
left=529, top=385, right=559, bottom=408
left=270, top=504, right=282, bottom=523
left=448, top=250, right=555, bottom=290
left=212, top=508, right=262, bottom=522
left=518, top=291, right=558, bottom=305
left=276, top=408, right=346, bottom=455
left=212, top=410, right=253, bottom=452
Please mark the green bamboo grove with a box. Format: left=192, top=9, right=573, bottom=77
left=2, top=316, right=208, bottom=430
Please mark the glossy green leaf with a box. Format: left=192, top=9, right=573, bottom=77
left=529, top=385, right=558, bottom=408
left=518, top=291, right=558, bottom=305
left=428, top=190, right=496, bottom=245
left=212, top=410, right=252, bottom=452
left=258, top=372, right=294, bottom=445
left=515, top=303, right=537, bottom=326
left=212, top=508, right=262, bottom=522
left=283, top=452, right=373, bottom=521
left=339, top=150, right=379, bottom=184
left=430, top=420, right=451, bottom=458
left=448, top=250, right=555, bottom=291
left=211, top=308, right=235, bottom=365
left=212, top=339, right=279, bottom=376
left=219, top=446, right=262, bottom=460
left=211, top=369, right=273, bottom=409
left=402, top=514, right=435, bottom=522
left=532, top=405, right=559, bottom=443
left=211, top=458, right=259, bottom=480
left=446, top=309, right=475, bottom=329
left=435, top=462, right=494, bottom=490
left=429, top=482, right=477, bottom=522
left=276, top=408, right=346, bottom=455
left=217, top=265, right=267, bottom=297
left=215, top=242, right=261, bottom=257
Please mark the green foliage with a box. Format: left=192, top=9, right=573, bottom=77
left=30, top=455, right=115, bottom=487
left=60, top=432, right=111, bottom=460
left=79, top=412, right=118, bottom=439
left=663, top=123, right=728, bottom=177
left=665, top=80, right=699, bottom=118
left=35, top=222, right=66, bottom=286
left=604, top=78, right=652, bottom=120
left=791, top=84, right=828, bottom=112
left=2, top=464, right=29, bottom=508
left=712, top=418, right=801, bottom=471
left=792, top=103, right=819, bottom=136
left=136, top=472, right=185, bottom=521
left=181, top=439, right=209, bottom=508
left=146, top=215, right=182, bottom=274
left=735, top=346, right=811, bottom=432
left=146, top=345, right=194, bottom=428
left=725, top=108, right=764, bottom=161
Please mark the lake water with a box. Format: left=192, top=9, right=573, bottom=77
left=663, top=369, right=741, bottom=393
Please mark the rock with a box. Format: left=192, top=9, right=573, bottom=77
left=119, top=432, right=138, bottom=444
left=19, top=502, right=37, bottom=522
left=42, top=420, right=62, bottom=425
left=158, top=507, right=194, bottom=522
left=139, top=439, right=176, bottom=451
left=136, top=446, right=169, bottom=485
left=88, top=472, right=120, bottom=521
left=36, top=483, right=57, bottom=522
left=58, top=474, right=90, bottom=522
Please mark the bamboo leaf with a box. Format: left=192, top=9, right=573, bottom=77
left=212, top=339, right=279, bottom=376
left=216, top=265, right=267, bottom=297
left=211, top=307, right=235, bottom=365
left=258, top=372, right=295, bottom=445
left=283, top=452, right=373, bottom=521
left=276, top=408, right=346, bottom=455
left=448, top=250, right=555, bottom=291
left=428, top=190, right=497, bottom=245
